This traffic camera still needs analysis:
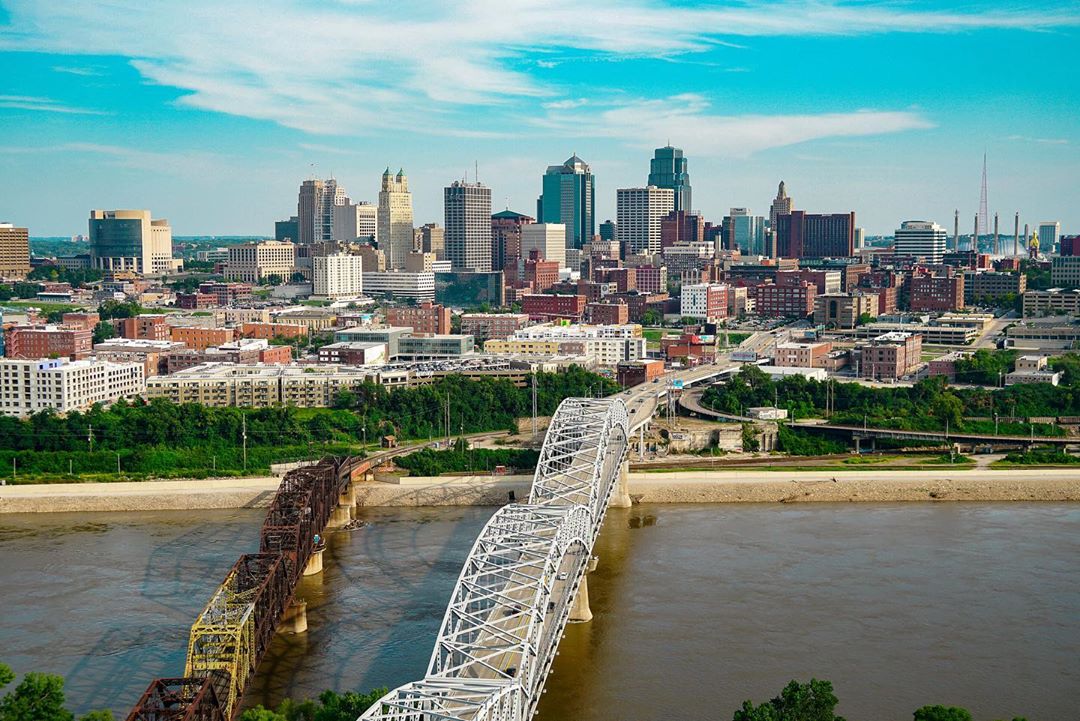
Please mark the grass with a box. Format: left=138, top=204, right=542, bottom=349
left=921, top=453, right=975, bottom=465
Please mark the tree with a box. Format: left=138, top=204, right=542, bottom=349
left=733, top=679, right=845, bottom=721
left=333, top=391, right=356, bottom=410
left=857, top=312, right=875, bottom=326
left=0, top=671, right=74, bottom=721
left=92, top=322, right=116, bottom=344
left=913, top=706, right=973, bottom=721
left=291, top=272, right=307, bottom=283
left=260, top=274, right=284, bottom=286
left=640, top=308, right=662, bottom=326
left=97, top=300, right=142, bottom=320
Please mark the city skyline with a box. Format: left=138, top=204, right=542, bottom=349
left=0, top=0, right=1077, bottom=236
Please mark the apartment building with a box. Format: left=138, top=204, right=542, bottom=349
left=774, top=341, right=833, bottom=368
left=0, top=358, right=145, bottom=416
left=521, top=294, right=587, bottom=321
left=680, top=283, right=730, bottom=321
left=859, top=332, right=923, bottom=381
left=386, top=301, right=452, bottom=335
left=460, top=313, right=529, bottom=342
left=225, top=240, right=296, bottom=283
left=171, top=326, right=236, bottom=351
left=5, top=325, right=93, bottom=360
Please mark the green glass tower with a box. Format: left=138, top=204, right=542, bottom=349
left=536, top=155, right=595, bottom=250
left=648, top=145, right=691, bottom=213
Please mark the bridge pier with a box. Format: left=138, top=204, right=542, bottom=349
left=281, top=599, right=308, bottom=634
left=609, top=460, right=631, bottom=508
left=303, top=546, right=324, bottom=576
left=638, top=426, right=645, bottom=460
left=328, top=504, right=352, bottom=527
left=568, top=575, right=592, bottom=623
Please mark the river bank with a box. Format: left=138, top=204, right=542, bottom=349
left=3, top=467, right=1079, bottom=512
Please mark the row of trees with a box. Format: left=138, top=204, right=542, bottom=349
left=704, top=364, right=1079, bottom=435
left=0, top=368, right=616, bottom=455
left=733, top=679, right=1027, bottom=721
left=394, top=441, right=540, bottom=476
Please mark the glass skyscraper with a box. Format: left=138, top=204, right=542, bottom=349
left=647, top=145, right=692, bottom=213
left=537, top=155, right=595, bottom=250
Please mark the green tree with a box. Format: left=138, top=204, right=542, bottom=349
left=733, top=679, right=845, bottom=721
left=97, top=299, right=143, bottom=320
left=640, top=308, right=662, bottom=326
left=913, top=706, right=973, bottom=721
left=291, top=272, right=307, bottom=283
left=0, top=671, right=74, bottom=721
left=857, top=312, right=875, bottom=326
left=92, top=322, right=116, bottom=344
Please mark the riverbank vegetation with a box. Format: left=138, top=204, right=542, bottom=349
left=0, top=661, right=112, bottom=721
left=394, top=441, right=539, bottom=477
left=702, top=365, right=1076, bottom=436
left=239, top=688, right=386, bottom=721
left=733, top=678, right=1028, bottom=721
left=0, top=368, right=614, bottom=482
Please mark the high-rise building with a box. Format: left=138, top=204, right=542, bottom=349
left=647, top=146, right=691, bottom=213
left=491, top=210, right=534, bottom=272
left=297, top=178, right=347, bottom=245
left=275, top=216, right=299, bottom=243
left=537, top=155, right=595, bottom=249
left=418, top=223, right=445, bottom=259
left=378, top=168, right=415, bottom=269
left=332, top=201, right=377, bottom=243
left=0, top=223, right=31, bottom=279
left=769, top=181, right=793, bottom=229
left=89, top=209, right=175, bottom=274
left=313, top=253, right=363, bottom=299
left=894, top=221, right=947, bottom=264
left=1039, top=221, right=1061, bottom=252
left=599, top=220, right=616, bottom=242
left=775, top=211, right=855, bottom=258
left=729, top=208, right=766, bottom=255
left=660, top=211, right=705, bottom=249
left=521, top=223, right=566, bottom=269
left=616, top=187, right=675, bottom=256
left=445, top=181, right=493, bottom=272
left=225, top=240, right=296, bottom=283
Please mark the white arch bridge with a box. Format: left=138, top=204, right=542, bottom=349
left=357, top=397, right=631, bottom=721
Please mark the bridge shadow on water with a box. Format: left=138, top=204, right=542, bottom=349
left=243, top=502, right=496, bottom=710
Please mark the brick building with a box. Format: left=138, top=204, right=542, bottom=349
left=240, top=322, right=308, bottom=340
left=910, top=270, right=965, bottom=312
left=460, top=313, right=529, bottom=342
left=859, top=332, right=923, bottom=381
left=616, top=359, right=665, bottom=387
left=752, top=275, right=816, bottom=318
left=813, top=293, right=877, bottom=329
left=5, top=325, right=92, bottom=360
left=176, top=292, right=217, bottom=309
left=521, top=294, right=587, bottom=321
left=170, top=326, right=236, bottom=351
left=774, top=341, right=833, bottom=368
left=634, top=265, right=667, bottom=294
left=61, top=312, right=100, bottom=331
left=587, top=302, right=629, bottom=325
left=385, top=300, right=452, bottom=335
left=115, top=314, right=170, bottom=341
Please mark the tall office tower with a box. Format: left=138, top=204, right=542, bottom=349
left=1039, top=221, right=1061, bottom=252
left=332, top=201, right=377, bottom=243
left=616, top=186, right=675, bottom=256
left=521, top=223, right=567, bottom=269
left=599, top=219, right=616, bottom=242
left=89, top=210, right=174, bottom=274
left=728, top=208, right=766, bottom=255
left=275, top=216, right=299, bottom=243
left=775, top=211, right=855, bottom=258
left=491, top=210, right=534, bottom=272
left=660, top=210, right=705, bottom=249
left=418, top=223, right=445, bottom=259
left=769, top=181, right=793, bottom=229
left=313, top=253, right=364, bottom=299
left=894, top=220, right=947, bottom=264
left=647, top=146, right=691, bottom=213
left=297, top=178, right=345, bottom=245
left=854, top=227, right=865, bottom=250
left=445, top=181, right=493, bottom=272
left=536, top=155, right=595, bottom=250
left=0, top=223, right=31, bottom=279
left=378, top=168, right=415, bottom=269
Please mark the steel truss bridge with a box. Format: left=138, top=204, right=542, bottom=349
left=356, top=397, right=630, bottom=721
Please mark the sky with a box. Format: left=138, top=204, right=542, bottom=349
left=0, top=0, right=1077, bottom=238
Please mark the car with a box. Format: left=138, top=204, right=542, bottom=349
left=557, top=571, right=569, bottom=581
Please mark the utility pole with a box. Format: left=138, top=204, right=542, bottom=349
left=88, top=424, right=93, bottom=453
left=117, top=452, right=121, bottom=474
left=242, top=414, right=248, bottom=471
left=446, top=392, right=451, bottom=445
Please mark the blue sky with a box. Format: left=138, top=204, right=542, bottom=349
left=0, top=0, right=1077, bottom=237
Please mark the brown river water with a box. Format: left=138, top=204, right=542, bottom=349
left=0, top=503, right=1076, bottom=720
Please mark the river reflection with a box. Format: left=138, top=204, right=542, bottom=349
left=1, top=503, right=1077, bottom=721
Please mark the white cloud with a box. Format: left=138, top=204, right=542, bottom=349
left=51, top=65, right=103, bottom=76
left=0, top=94, right=106, bottom=114
left=540, top=94, right=935, bottom=157
left=0, top=1, right=1074, bottom=140
left=1006, top=134, right=1070, bottom=145
left=543, top=98, right=589, bottom=110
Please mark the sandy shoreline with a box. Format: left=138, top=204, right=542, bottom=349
left=2, top=467, right=1079, bottom=513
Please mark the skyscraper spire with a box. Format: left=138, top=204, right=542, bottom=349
left=977, top=153, right=989, bottom=242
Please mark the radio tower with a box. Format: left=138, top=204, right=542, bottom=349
left=977, top=153, right=989, bottom=245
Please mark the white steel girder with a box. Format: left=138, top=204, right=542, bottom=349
left=357, top=398, right=629, bottom=721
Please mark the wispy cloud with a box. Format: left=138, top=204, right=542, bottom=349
left=0, top=1, right=1075, bottom=140
left=540, top=94, right=935, bottom=157
left=543, top=98, right=589, bottom=110
left=0, top=142, right=227, bottom=176
left=52, top=64, right=104, bottom=76
left=0, top=94, right=106, bottom=114
left=1006, top=134, right=1070, bottom=145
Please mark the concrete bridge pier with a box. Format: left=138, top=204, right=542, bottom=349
left=303, top=546, right=324, bottom=576
left=568, top=575, right=593, bottom=623
left=281, top=599, right=308, bottom=634
left=609, top=460, right=631, bottom=508
left=638, top=426, right=646, bottom=460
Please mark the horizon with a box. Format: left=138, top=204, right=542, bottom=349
left=1, top=0, right=1077, bottom=237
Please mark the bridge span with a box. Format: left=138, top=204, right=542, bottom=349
left=356, top=397, right=631, bottom=721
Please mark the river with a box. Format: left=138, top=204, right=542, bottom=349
left=0, top=503, right=1076, bottom=720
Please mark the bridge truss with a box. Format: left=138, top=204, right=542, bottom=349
left=357, top=397, right=630, bottom=721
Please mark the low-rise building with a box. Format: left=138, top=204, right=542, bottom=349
left=363, top=271, right=435, bottom=301
left=485, top=323, right=645, bottom=367
left=1004, top=321, right=1080, bottom=351
left=858, top=332, right=923, bottom=381
left=240, top=322, right=307, bottom=340
left=171, top=326, right=236, bottom=351
left=115, top=314, right=171, bottom=341
left=774, top=341, right=833, bottom=368
left=61, top=312, right=100, bottom=331
left=964, top=271, right=1026, bottom=304
left=317, top=342, right=388, bottom=365
left=334, top=326, right=412, bottom=359
left=398, top=334, right=475, bottom=360
left=5, top=325, right=92, bottom=360
left=752, top=278, right=816, bottom=318
left=270, top=308, right=338, bottom=333
left=1022, top=289, right=1080, bottom=318
left=680, top=283, right=730, bottom=322
left=92, top=338, right=185, bottom=376
left=616, top=359, right=665, bottom=387
left=0, top=358, right=144, bottom=416
left=926, top=350, right=973, bottom=382
left=1005, top=355, right=1060, bottom=386
left=910, top=270, right=965, bottom=312
left=521, top=294, right=587, bottom=321
left=460, top=313, right=529, bottom=342
left=386, top=301, right=452, bottom=335
left=587, top=302, right=629, bottom=326
left=813, top=293, right=877, bottom=329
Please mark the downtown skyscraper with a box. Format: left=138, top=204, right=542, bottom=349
left=445, top=180, right=493, bottom=272
left=536, top=155, right=595, bottom=250
left=297, top=178, right=347, bottom=245
left=647, top=145, right=691, bottom=213
left=378, top=168, right=414, bottom=269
